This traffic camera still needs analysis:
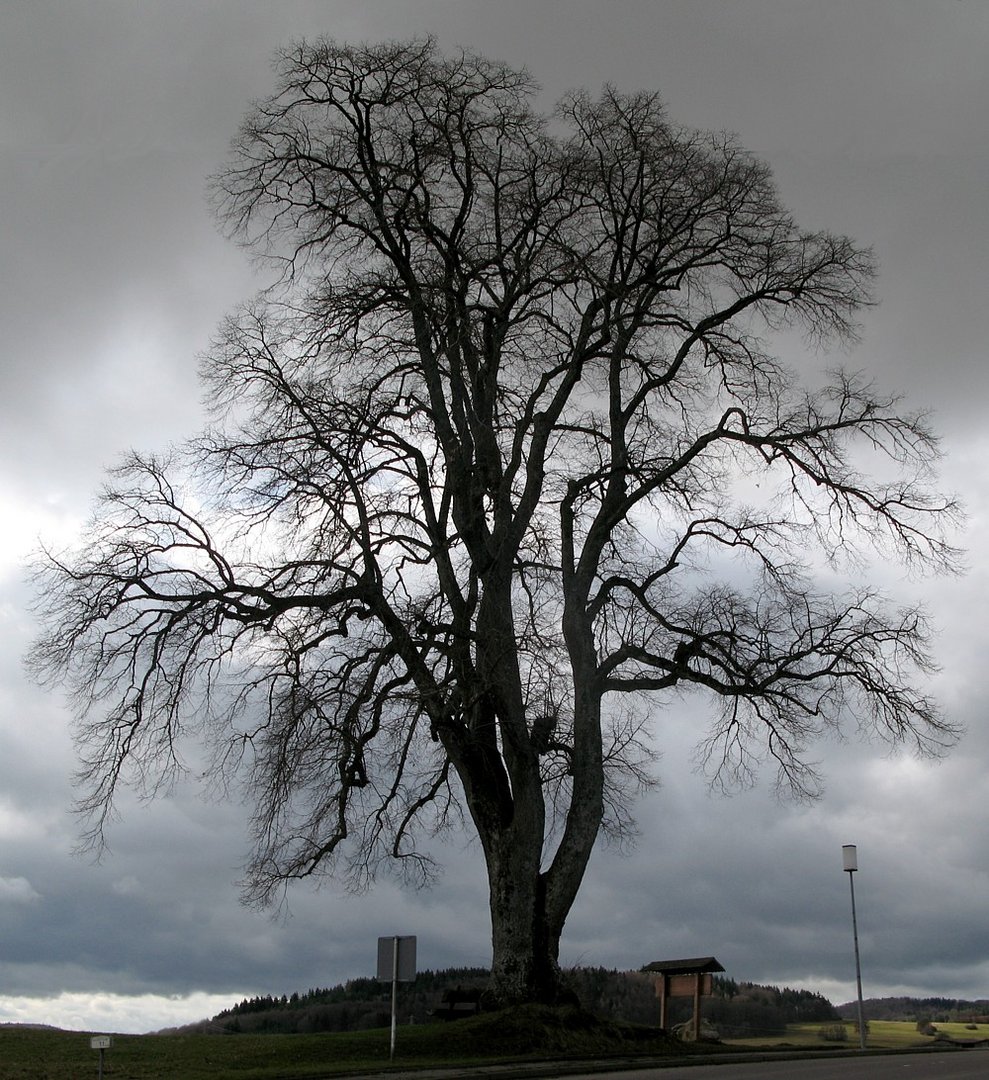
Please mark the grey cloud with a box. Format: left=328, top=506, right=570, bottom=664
left=0, top=877, right=40, bottom=904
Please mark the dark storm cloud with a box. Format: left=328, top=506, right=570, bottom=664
left=1, top=0, right=986, bottom=1031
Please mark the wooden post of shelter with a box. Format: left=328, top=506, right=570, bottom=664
left=641, top=957, right=724, bottom=1040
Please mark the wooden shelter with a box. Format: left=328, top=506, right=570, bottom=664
left=641, top=956, right=725, bottom=1039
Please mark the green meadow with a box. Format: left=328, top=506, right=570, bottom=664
left=0, top=1006, right=685, bottom=1079
left=1, top=1025, right=401, bottom=1079
left=725, top=1018, right=989, bottom=1050
left=3, top=1014, right=985, bottom=1079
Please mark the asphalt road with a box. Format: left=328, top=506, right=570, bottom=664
left=559, top=1048, right=989, bottom=1080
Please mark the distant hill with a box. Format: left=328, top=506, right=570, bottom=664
left=168, top=968, right=837, bottom=1038
left=839, top=997, right=989, bottom=1024
left=161, top=978, right=989, bottom=1039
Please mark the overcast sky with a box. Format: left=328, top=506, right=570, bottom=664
left=2, top=0, right=988, bottom=1035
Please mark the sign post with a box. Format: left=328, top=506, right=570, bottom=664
left=376, top=935, right=416, bottom=1061
left=90, top=1035, right=112, bottom=1079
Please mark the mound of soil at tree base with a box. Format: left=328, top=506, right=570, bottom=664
left=429, top=1004, right=687, bottom=1060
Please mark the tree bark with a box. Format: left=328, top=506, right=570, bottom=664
left=485, top=834, right=563, bottom=1005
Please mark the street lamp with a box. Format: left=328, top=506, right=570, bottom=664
left=842, top=844, right=866, bottom=1050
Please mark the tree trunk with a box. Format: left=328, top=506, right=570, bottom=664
left=473, top=593, right=605, bottom=1007
left=486, top=836, right=564, bottom=1006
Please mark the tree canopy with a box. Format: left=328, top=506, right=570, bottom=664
left=30, top=37, right=961, bottom=1003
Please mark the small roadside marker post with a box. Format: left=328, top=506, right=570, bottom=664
left=376, top=935, right=416, bottom=1061
left=90, top=1035, right=112, bottom=1079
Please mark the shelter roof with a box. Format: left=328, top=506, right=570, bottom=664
left=641, top=956, right=725, bottom=975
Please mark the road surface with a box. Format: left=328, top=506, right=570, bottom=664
left=561, top=1048, right=989, bottom=1080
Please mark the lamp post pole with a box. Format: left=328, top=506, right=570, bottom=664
left=842, top=844, right=866, bottom=1050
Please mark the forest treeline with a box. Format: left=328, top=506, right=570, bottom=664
left=169, top=969, right=838, bottom=1038
left=840, top=996, right=989, bottom=1024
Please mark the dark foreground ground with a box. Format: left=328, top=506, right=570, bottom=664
left=5, top=1007, right=986, bottom=1079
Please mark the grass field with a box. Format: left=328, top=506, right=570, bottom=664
left=0, top=1006, right=686, bottom=1080
left=0, top=1024, right=433, bottom=1079
left=724, top=1018, right=989, bottom=1050
left=4, top=1014, right=985, bottom=1079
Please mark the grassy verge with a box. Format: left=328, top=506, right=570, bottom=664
left=0, top=1006, right=686, bottom=1080
left=8, top=1013, right=984, bottom=1077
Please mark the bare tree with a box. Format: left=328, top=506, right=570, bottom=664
left=30, top=38, right=960, bottom=1005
